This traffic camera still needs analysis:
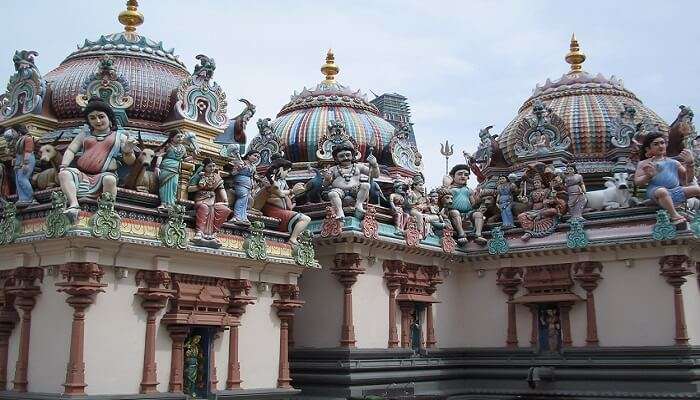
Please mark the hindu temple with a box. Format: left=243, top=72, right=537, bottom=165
left=0, top=2, right=698, bottom=400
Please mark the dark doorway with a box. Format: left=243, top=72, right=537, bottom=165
left=410, top=303, right=425, bottom=351
left=183, top=326, right=214, bottom=398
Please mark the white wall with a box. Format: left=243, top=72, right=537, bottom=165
left=238, top=285, right=280, bottom=389
left=595, top=259, right=675, bottom=346
left=682, top=277, right=700, bottom=346
left=459, top=268, right=509, bottom=347
left=84, top=268, right=146, bottom=395
left=353, top=258, right=389, bottom=348
left=293, top=256, right=342, bottom=348
left=434, top=269, right=466, bottom=348
left=213, top=326, right=229, bottom=391
left=515, top=303, right=533, bottom=348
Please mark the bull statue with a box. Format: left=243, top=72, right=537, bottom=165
left=584, top=172, right=632, bottom=211
left=123, top=132, right=157, bottom=193
left=32, top=132, right=65, bottom=190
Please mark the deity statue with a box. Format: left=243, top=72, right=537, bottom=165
left=183, top=335, right=204, bottom=397
left=389, top=180, right=409, bottom=234
left=58, top=96, right=136, bottom=221
left=224, top=150, right=261, bottom=226
left=634, top=132, right=700, bottom=224
left=322, top=141, right=379, bottom=220
left=564, top=164, right=586, bottom=220
left=3, top=125, right=35, bottom=207
left=496, top=175, right=517, bottom=229
left=188, top=158, right=231, bottom=247
left=255, top=156, right=311, bottom=245
left=154, top=131, right=198, bottom=211
left=517, top=173, right=567, bottom=241
left=540, top=308, right=561, bottom=352
left=443, top=164, right=486, bottom=246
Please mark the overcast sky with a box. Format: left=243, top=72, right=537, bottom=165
left=1, top=0, right=698, bottom=186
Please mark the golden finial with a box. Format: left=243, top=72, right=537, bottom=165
left=118, top=0, right=144, bottom=34
left=320, top=49, right=339, bottom=83
left=565, top=33, right=586, bottom=74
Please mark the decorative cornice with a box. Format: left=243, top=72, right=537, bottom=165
left=272, top=284, right=304, bottom=320
left=496, top=267, right=523, bottom=298
left=134, top=270, right=175, bottom=308
left=573, top=261, right=603, bottom=292
left=55, top=262, right=107, bottom=302
left=659, top=255, right=693, bottom=287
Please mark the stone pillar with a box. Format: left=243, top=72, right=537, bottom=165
left=135, top=271, right=175, bottom=394
left=332, top=253, right=364, bottom=348
left=528, top=305, right=538, bottom=348
left=272, top=284, right=304, bottom=389
left=573, top=262, right=603, bottom=346
left=660, top=255, right=693, bottom=345
left=167, top=326, right=190, bottom=392
left=558, top=303, right=573, bottom=348
left=0, top=288, right=18, bottom=391
left=56, top=262, right=107, bottom=395
left=497, top=267, right=523, bottom=348
left=383, top=260, right=405, bottom=349
left=6, top=267, right=43, bottom=392
left=425, top=303, right=436, bottom=348
left=399, top=303, right=412, bottom=348
left=225, top=279, right=255, bottom=390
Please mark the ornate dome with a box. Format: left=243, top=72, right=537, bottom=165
left=497, top=35, right=668, bottom=171
left=273, top=50, right=396, bottom=163
left=43, top=3, right=189, bottom=125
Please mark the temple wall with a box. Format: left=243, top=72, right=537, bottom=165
left=294, top=257, right=342, bottom=348
left=682, top=277, right=700, bottom=346
left=213, top=325, right=229, bottom=391
left=83, top=268, right=146, bottom=395
left=433, top=269, right=466, bottom=348
left=353, top=258, right=389, bottom=348
left=595, top=259, right=675, bottom=346
left=24, top=273, right=72, bottom=393
left=515, top=303, right=532, bottom=347
left=458, top=268, right=508, bottom=347
left=239, top=286, right=280, bottom=389
left=569, top=292, right=588, bottom=347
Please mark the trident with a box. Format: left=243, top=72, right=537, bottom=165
left=440, top=140, right=454, bottom=175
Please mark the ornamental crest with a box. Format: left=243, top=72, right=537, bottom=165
left=320, top=206, right=342, bottom=238
left=487, top=226, right=509, bottom=255
left=45, top=191, right=71, bottom=239
left=76, top=55, right=133, bottom=127
left=293, top=230, right=316, bottom=267
left=361, top=204, right=379, bottom=239
left=90, top=192, right=121, bottom=240
left=244, top=221, right=268, bottom=260
left=159, top=204, right=188, bottom=249
left=514, top=99, right=571, bottom=158
left=174, top=54, right=228, bottom=129
left=609, top=104, right=638, bottom=148
left=652, top=210, right=677, bottom=241
left=388, top=123, right=423, bottom=172
left=248, top=118, right=283, bottom=166
left=316, top=120, right=358, bottom=161
left=0, top=203, right=20, bottom=245
left=1, top=50, right=46, bottom=120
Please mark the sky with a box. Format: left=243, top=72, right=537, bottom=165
left=1, top=0, right=698, bottom=187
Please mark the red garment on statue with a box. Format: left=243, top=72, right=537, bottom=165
left=195, top=202, right=231, bottom=236
left=261, top=203, right=301, bottom=233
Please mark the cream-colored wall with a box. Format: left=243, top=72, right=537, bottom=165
left=569, top=297, right=587, bottom=347
left=213, top=326, right=229, bottom=391
left=434, top=269, right=466, bottom=348
left=239, top=285, right=279, bottom=389
left=595, top=259, right=675, bottom=346
left=84, top=268, right=146, bottom=395
left=459, top=268, right=509, bottom=347
left=515, top=304, right=532, bottom=347
left=682, top=277, right=700, bottom=346
left=293, top=256, right=342, bottom=348
left=353, top=258, right=389, bottom=348
left=6, top=317, right=18, bottom=390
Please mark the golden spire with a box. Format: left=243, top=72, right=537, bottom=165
left=320, top=49, right=339, bottom=83
left=565, top=33, right=586, bottom=74
left=118, top=0, right=144, bottom=34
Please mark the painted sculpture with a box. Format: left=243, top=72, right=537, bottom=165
left=225, top=150, right=260, bottom=226
left=634, top=132, right=700, bottom=224
left=256, top=156, right=311, bottom=245
left=564, top=164, right=587, bottom=220
left=495, top=175, right=517, bottom=229
left=443, top=164, right=486, bottom=246
left=58, top=96, right=136, bottom=222
left=389, top=180, right=409, bottom=234
left=322, top=141, right=379, bottom=220
left=517, top=173, right=566, bottom=241
left=4, top=125, right=36, bottom=207
left=188, top=158, right=231, bottom=247
left=155, top=131, right=198, bottom=211
left=183, top=335, right=204, bottom=397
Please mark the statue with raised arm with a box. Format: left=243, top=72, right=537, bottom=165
left=322, top=141, right=379, bottom=219
left=634, top=132, right=700, bottom=224
left=58, top=97, right=136, bottom=221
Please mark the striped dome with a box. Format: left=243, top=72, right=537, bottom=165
left=273, top=80, right=396, bottom=163
left=499, top=71, right=668, bottom=166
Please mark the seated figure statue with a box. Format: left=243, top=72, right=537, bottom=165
left=634, top=132, right=700, bottom=224
left=188, top=158, right=231, bottom=247
left=322, top=141, right=379, bottom=220
left=443, top=164, right=486, bottom=246
left=58, top=97, right=136, bottom=221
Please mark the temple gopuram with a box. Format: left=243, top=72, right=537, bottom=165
left=0, top=2, right=698, bottom=400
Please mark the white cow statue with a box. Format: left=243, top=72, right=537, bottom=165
left=584, top=172, right=632, bottom=211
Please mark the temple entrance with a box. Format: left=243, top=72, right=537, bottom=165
left=537, top=304, right=562, bottom=353
left=183, top=327, right=214, bottom=399
left=410, top=303, right=424, bottom=351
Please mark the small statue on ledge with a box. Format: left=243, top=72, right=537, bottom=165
left=389, top=179, right=409, bottom=235
left=443, top=164, right=486, bottom=246
left=155, top=131, right=198, bottom=211
left=496, top=175, right=517, bottom=229
left=256, top=156, right=311, bottom=245
left=564, top=164, right=586, bottom=221
left=634, top=132, right=700, bottom=224
left=188, top=158, right=231, bottom=248
left=4, top=125, right=36, bottom=207
left=322, top=141, right=379, bottom=220
left=58, top=97, right=136, bottom=222
left=224, top=149, right=261, bottom=226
